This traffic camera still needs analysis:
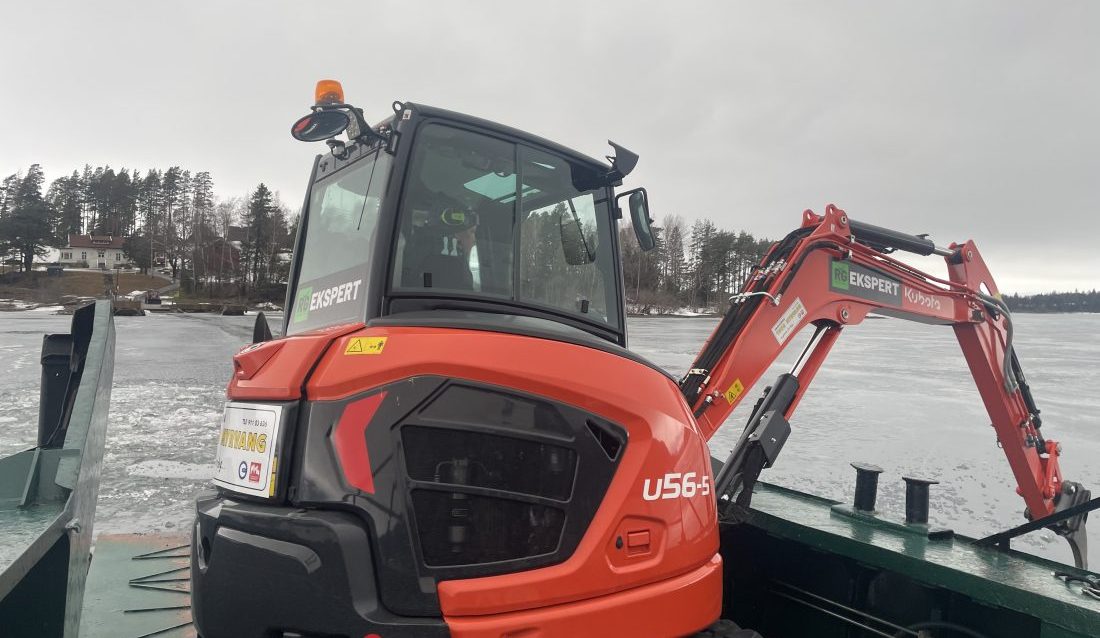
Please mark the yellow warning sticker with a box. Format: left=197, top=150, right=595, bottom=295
left=723, top=379, right=745, bottom=404
left=345, top=336, right=387, bottom=356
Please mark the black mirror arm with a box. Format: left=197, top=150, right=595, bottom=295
left=312, top=103, right=390, bottom=145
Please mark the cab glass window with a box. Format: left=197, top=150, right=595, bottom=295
left=518, top=146, right=617, bottom=325
left=393, top=125, right=515, bottom=296
left=392, top=123, right=619, bottom=329
left=288, top=150, right=391, bottom=334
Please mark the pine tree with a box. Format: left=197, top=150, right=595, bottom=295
left=161, top=167, right=192, bottom=278
left=243, top=183, right=277, bottom=290
left=46, top=171, right=85, bottom=241
left=0, top=164, right=54, bottom=272
left=138, top=169, right=163, bottom=236
left=79, top=165, right=94, bottom=235
left=190, top=171, right=215, bottom=289
left=659, top=215, right=686, bottom=297
left=112, top=169, right=137, bottom=236
left=0, top=173, right=21, bottom=220
left=686, top=218, right=716, bottom=307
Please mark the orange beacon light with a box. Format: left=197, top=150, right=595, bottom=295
left=315, top=80, right=344, bottom=105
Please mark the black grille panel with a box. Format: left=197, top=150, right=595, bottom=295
left=403, top=425, right=576, bottom=500
left=400, top=380, right=626, bottom=577
left=305, top=375, right=627, bottom=598
left=410, top=490, right=565, bottom=566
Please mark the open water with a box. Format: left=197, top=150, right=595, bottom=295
left=1, top=309, right=1097, bottom=567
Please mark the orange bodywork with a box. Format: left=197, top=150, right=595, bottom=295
left=230, top=323, right=721, bottom=635
left=229, top=322, right=362, bottom=400
left=444, top=555, right=722, bottom=638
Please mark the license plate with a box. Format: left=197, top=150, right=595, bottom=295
left=213, top=402, right=284, bottom=497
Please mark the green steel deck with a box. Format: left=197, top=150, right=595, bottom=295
left=743, top=482, right=1100, bottom=637
left=80, top=534, right=194, bottom=638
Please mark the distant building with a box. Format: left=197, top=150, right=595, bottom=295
left=189, top=235, right=242, bottom=277
left=59, top=234, right=129, bottom=269
left=225, top=225, right=249, bottom=249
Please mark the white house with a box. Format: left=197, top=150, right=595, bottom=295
left=59, top=234, right=129, bottom=269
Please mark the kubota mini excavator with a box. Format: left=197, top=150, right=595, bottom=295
left=191, top=82, right=1094, bottom=637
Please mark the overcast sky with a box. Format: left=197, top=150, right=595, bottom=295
left=2, top=1, right=1096, bottom=293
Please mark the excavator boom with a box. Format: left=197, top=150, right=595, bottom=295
left=682, top=204, right=1092, bottom=567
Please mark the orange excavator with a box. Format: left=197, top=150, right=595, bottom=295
left=190, top=82, right=1094, bottom=637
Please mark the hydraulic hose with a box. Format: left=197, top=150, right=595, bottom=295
left=975, top=291, right=1019, bottom=393
left=679, top=227, right=812, bottom=404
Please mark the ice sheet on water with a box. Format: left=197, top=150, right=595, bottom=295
left=127, top=459, right=217, bottom=480
left=626, top=313, right=1100, bottom=567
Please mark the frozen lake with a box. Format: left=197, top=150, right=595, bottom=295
left=1, top=309, right=1097, bottom=567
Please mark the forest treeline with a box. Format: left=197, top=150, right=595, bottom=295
left=621, top=219, right=1099, bottom=315
left=1004, top=291, right=1100, bottom=313
left=0, top=163, right=294, bottom=298
left=4, top=164, right=1092, bottom=312
left=620, top=215, right=772, bottom=314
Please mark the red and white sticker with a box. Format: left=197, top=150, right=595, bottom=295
left=213, top=403, right=282, bottom=497
left=771, top=297, right=807, bottom=345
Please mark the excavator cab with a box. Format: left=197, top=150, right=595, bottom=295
left=283, top=86, right=650, bottom=346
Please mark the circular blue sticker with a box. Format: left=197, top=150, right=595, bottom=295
left=238, top=461, right=248, bottom=480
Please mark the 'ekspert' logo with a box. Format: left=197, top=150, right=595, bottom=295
left=829, top=259, right=901, bottom=306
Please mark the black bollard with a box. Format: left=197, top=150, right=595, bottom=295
left=851, top=462, right=884, bottom=512
left=903, top=476, right=938, bottom=525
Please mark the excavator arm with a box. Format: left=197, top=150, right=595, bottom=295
left=682, top=204, right=1093, bottom=567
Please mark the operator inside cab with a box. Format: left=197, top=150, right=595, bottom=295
left=399, top=206, right=481, bottom=291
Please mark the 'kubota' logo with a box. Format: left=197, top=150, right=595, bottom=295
left=904, top=286, right=943, bottom=311
left=642, top=472, right=712, bottom=500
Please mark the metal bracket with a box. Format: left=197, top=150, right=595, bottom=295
left=730, top=291, right=781, bottom=306
left=1053, top=570, right=1100, bottom=601
left=976, top=483, right=1096, bottom=570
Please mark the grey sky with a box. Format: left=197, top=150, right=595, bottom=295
left=2, top=1, right=1097, bottom=293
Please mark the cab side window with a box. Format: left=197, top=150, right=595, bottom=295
left=518, top=146, right=615, bottom=323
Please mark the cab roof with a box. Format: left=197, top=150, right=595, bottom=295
left=402, top=102, right=614, bottom=176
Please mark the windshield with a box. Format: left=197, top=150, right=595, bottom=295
left=288, top=150, right=392, bottom=334
left=392, top=124, right=619, bottom=328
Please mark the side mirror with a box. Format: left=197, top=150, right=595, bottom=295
left=617, top=188, right=656, bottom=251
left=559, top=210, right=595, bottom=265
left=291, top=110, right=350, bottom=142
left=252, top=311, right=273, bottom=343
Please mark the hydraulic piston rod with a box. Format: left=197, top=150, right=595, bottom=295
left=849, top=219, right=953, bottom=257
